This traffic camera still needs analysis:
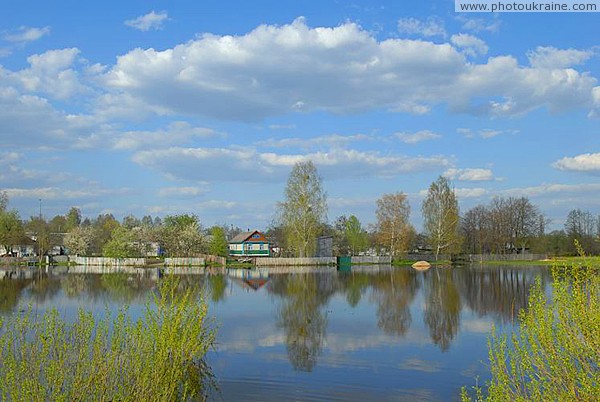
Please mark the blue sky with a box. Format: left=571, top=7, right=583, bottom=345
left=0, top=0, right=598, bottom=231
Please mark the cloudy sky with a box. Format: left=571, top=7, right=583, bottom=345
left=1, top=0, right=598, bottom=231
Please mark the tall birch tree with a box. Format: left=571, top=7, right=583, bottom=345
left=279, top=161, right=327, bottom=258
left=375, top=192, right=413, bottom=257
left=422, top=176, right=460, bottom=260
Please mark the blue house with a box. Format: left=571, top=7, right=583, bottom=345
left=228, top=230, right=270, bottom=257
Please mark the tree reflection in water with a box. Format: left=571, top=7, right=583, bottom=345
left=371, top=267, right=419, bottom=336
left=423, top=268, right=461, bottom=352
left=0, top=277, right=30, bottom=312
left=272, top=272, right=333, bottom=372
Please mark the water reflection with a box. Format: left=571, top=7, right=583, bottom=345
left=0, top=263, right=552, bottom=398
left=272, top=273, right=333, bottom=372
left=423, top=268, right=461, bottom=351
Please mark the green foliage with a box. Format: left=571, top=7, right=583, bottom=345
left=102, top=226, right=140, bottom=258
left=0, top=276, right=216, bottom=401
left=345, top=215, right=369, bottom=256
left=209, top=226, right=228, bottom=257
left=462, top=242, right=600, bottom=401
left=0, top=209, right=24, bottom=253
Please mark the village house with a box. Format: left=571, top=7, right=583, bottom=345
left=228, top=230, right=270, bottom=257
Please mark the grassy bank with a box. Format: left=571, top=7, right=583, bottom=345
left=0, top=276, right=216, bottom=401
left=462, top=245, right=600, bottom=401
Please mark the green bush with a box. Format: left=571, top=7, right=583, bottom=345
left=0, top=276, right=216, bottom=401
left=462, top=242, right=600, bottom=401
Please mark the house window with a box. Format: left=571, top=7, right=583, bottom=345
left=252, top=234, right=260, bottom=239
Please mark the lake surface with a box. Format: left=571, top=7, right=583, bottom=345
left=0, top=264, right=551, bottom=401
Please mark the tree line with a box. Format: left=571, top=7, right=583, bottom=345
left=1, top=162, right=599, bottom=258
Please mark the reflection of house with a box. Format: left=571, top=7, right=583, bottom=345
left=228, top=230, right=270, bottom=257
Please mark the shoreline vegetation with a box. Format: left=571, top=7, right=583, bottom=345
left=0, top=276, right=217, bottom=401
left=462, top=244, right=600, bottom=401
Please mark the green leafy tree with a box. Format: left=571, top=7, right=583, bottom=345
left=375, top=192, right=413, bottom=257
left=208, top=226, right=228, bottom=257
left=102, top=226, right=140, bottom=258
left=65, top=207, right=82, bottom=231
left=278, top=161, right=327, bottom=258
left=345, top=215, right=369, bottom=256
left=0, top=210, right=24, bottom=255
left=422, top=176, right=460, bottom=260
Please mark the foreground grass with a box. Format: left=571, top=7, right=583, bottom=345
left=0, top=276, right=216, bottom=401
left=462, top=243, right=600, bottom=401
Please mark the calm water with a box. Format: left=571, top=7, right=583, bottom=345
left=0, top=264, right=551, bottom=401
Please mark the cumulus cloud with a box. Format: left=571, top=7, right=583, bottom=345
left=527, top=46, right=593, bottom=69
left=444, top=168, right=495, bottom=181
left=132, top=146, right=450, bottom=182
left=124, top=11, right=169, bottom=31
left=454, top=187, right=489, bottom=198
left=397, top=17, right=446, bottom=37
left=102, top=18, right=600, bottom=121
left=450, top=34, right=488, bottom=57
left=552, top=152, right=600, bottom=172
left=395, top=130, right=441, bottom=144
left=6, top=48, right=89, bottom=99
left=3, top=26, right=50, bottom=43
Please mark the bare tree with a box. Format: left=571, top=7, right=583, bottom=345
left=278, top=161, right=327, bottom=258
left=422, top=176, right=460, bottom=260
left=375, top=192, right=413, bottom=257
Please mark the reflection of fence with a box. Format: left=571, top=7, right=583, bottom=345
left=255, top=257, right=336, bottom=266
left=467, top=254, right=547, bottom=262
left=164, top=257, right=205, bottom=267
left=350, top=256, right=391, bottom=264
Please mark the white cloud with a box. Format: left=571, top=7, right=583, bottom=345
left=454, top=187, right=489, bottom=198
left=257, top=133, right=372, bottom=149
left=197, top=200, right=237, bottom=210
left=114, top=121, right=222, bottom=150
left=501, top=183, right=600, bottom=197
left=395, top=130, right=441, bottom=144
left=3, top=187, right=127, bottom=200
left=527, top=46, right=593, bottom=69
left=124, top=11, right=169, bottom=32
left=132, top=146, right=450, bottom=182
left=457, top=16, right=501, bottom=33
left=3, top=26, right=50, bottom=43
left=451, top=34, right=488, bottom=57
left=8, top=48, right=89, bottom=99
left=552, top=152, right=600, bottom=172
left=158, top=186, right=209, bottom=197
left=397, top=17, right=446, bottom=38
left=444, top=168, right=494, bottom=181
left=457, top=128, right=518, bottom=139
left=102, top=19, right=600, bottom=121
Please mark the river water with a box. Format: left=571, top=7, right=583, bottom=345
left=0, top=264, right=551, bottom=401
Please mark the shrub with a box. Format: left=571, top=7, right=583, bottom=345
left=0, top=276, right=216, bottom=401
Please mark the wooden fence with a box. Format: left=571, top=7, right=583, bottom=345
left=71, top=256, right=148, bottom=267
left=350, top=256, right=391, bottom=264
left=164, top=257, right=206, bottom=267
left=466, top=253, right=548, bottom=262
left=255, top=257, right=336, bottom=266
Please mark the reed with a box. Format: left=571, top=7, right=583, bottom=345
left=0, top=276, right=216, bottom=401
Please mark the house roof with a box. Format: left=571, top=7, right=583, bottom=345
left=229, top=230, right=268, bottom=243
